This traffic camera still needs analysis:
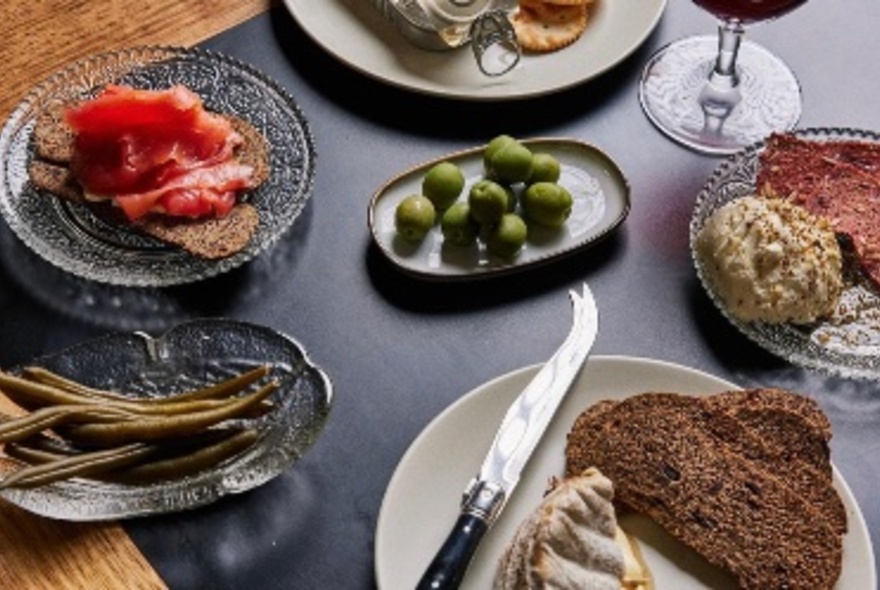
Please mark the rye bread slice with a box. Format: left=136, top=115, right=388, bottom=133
left=135, top=203, right=259, bottom=260
left=565, top=392, right=844, bottom=590
left=27, top=104, right=268, bottom=259
left=702, top=388, right=833, bottom=477
left=566, top=389, right=846, bottom=536
left=33, top=101, right=76, bottom=163
left=27, top=160, right=86, bottom=204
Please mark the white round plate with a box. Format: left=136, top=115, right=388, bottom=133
left=375, top=356, right=876, bottom=589
left=282, top=0, right=667, bottom=100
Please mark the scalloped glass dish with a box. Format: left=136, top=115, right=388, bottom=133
left=0, top=46, right=316, bottom=287
left=0, top=319, right=333, bottom=521
left=691, top=128, right=880, bottom=380
left=368, top=138, right=630, bottom=280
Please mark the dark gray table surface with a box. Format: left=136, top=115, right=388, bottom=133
left=1, top=1, right=878, bottom=588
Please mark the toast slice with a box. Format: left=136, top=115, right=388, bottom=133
left=565, top=392, right=845, bottom=590
left=27, top=101, right=269, bottom=259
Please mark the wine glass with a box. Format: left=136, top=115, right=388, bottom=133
left=638, top=0, right=808, bottom=155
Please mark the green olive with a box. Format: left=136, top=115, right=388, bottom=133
left=468, top=179, right=509, bottom=226
left=522, top=182, right=573, bottom=228
left=441, top=201, right=480, bottom=246
left=527, top=152, right=561, bottom=185
left=487, top=140, right=533, bottom=185
left=395, top=194, right=436, bottom=242
left=422, top=161, right=465, bottom=211
left=486, top=213, right=527, bottom=258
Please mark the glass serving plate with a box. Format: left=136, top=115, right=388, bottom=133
left=0, top=319, right=333, bottom=521
left=0, top=46, right=316, bottom=287
left=691, top=127, right=880, bottom=380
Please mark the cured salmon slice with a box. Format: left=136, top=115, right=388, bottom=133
left=64, top=85, right=254, bottom=220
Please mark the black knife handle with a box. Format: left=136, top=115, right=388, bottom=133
left=415, top=512, right=489, bottom=590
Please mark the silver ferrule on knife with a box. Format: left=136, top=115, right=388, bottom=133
left=461, top=478, right=506, bottom=524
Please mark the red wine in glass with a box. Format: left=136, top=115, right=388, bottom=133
left=638, top=0, right=808, bottom=154
left=693, top=0, right=808, bottom=23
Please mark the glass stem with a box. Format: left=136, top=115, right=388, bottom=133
left=697, top=21, right=745, bottom=136
left=709, top=21, right=744, bottom=91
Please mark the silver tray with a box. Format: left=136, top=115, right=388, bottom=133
left=0, top=46, right=316, bottom=287
left=691, top=127, right=880, bottom=380
left=0, top=319, right=333, bottom=521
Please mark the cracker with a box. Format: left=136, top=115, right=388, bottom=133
left=513, top=1, right=589, bottom=53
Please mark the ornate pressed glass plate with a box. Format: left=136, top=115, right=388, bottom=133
left=691, top=128, right=880, bottom=380
left=0, top=319, right=333, bottom=521
left=0, top=46, right=316, bottom=287
left=368, top=138, right=630, bottom=280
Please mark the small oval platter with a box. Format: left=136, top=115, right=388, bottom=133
left=368, top=138, right=630, bottom=280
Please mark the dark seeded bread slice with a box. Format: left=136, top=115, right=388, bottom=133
left=135, top=202, right=259, bottom=260
left=565, top=392, right=844, bottom=590
left=703, top=388, right=832, bottom=474
left=33, top=101, right=75, bottom=163
left=28, top=160, right=86, bottom=203
left=567, top=389, right=846, bottom=536
left=228, top=115, right=270, bottom=188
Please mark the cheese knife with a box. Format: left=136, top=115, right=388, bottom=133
left=415, top=283, right=599, bottom=589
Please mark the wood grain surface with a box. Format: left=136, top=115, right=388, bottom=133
left=0, top=0, right=276, bottom=119
left=0, top=2, right=273, bottom=586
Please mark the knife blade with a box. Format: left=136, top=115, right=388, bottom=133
left=416, top=283, right=599, bottom=590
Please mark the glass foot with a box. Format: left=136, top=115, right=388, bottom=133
left=638, top=35, right=801, bottom=155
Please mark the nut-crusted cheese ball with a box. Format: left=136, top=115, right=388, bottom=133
left=695, top=195, right=842, bottom=324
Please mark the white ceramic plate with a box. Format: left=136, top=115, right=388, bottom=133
left=368, top=138, right=630, bottom=279
left=282, top=0, right=667, bottom=100
left=375, top=356, right=876, bottom=589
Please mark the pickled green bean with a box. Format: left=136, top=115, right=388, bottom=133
left=0, top=442, right=155, bottom=489
left=3, top=428, right=259, bottom=487
left=0, top=368, right=274, bottom=417
left=63, top=380, right=279, bottom=446
left=102, top=429, right=259, bottom=485
left=0, top=404, right=135, bottom=444
left=20, top=364, right=270, bottom=404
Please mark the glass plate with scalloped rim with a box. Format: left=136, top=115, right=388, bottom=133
left=0, top=46, right=316, bottom=287
left=691, top=127, right=880, bottom=380
left=0, top=319, right=333, bottom=521
left=368, top=138, right=630, bottom=280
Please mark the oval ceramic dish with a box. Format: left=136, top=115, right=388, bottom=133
left=368, top=138, right=630, bottom=280
left=0, top=319, right=333, bottom=521
left=0, top=46, right=316, bottom=287
left=691, top=127, right=880, bottom=380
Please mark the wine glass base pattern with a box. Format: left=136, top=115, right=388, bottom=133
left=639, top=35, right=801, bottom=155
